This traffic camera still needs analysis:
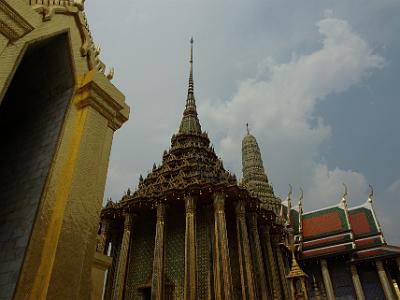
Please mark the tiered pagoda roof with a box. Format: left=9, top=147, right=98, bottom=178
left=102, top=39, right=248, bottom=218
left=282, top=188, right=400, bottom=262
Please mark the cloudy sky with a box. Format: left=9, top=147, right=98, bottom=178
left=86, top=0, right=400, bottom=243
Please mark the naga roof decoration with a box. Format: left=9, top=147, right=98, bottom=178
left=242, top=124, right=281, bottom=213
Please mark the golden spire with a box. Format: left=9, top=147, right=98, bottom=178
left=287, top=245, right=307, bottom=278
left=179, top=37, right=202, bottom=134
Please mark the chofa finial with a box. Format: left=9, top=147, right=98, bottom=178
left=342, top=183, right=348, bottom=202
left=288, top=184, right=293, bottom=200
left=106, top=67, right=114, bottom=80
left=298, top=187, right=304, bottom=208
left=368, top=184, right=374, bottom=203
left=286, top=184, right=293, bottom=225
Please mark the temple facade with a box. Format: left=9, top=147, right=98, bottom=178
left=98, top=40, right=400, bottom=300
left=98, top=40, right=291, bottom=300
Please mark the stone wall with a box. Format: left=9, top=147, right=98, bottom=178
left=0, top=34, right=73, bottom=298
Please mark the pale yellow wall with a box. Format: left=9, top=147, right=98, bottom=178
left=0, top=1, right=129, bottom=298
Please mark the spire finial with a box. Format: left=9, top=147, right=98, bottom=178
left=178, top=37, right=202, bottom=134
left=188, top=37, right=194, bottom=93
left=246, top=123, right=250, bottom=135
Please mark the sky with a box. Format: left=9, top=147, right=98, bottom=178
left=85, top=0, right=400, bottom=244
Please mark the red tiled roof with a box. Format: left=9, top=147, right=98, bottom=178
left=348, top=207, right=378, bottom=238
left=354, top=245, right=400, bottom=261
left=303, top=233, right=351, bottom=250
left=356, top=248, right=387, bottom=259
left=303, top=207, right=348, bottom=240
left=354, top=237, right=383, bottom=249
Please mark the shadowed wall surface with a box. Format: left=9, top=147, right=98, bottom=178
left=0, top=34, right=73, bottom=299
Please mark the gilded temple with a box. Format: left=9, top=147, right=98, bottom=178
left=98, top=40, right=291, bottom=299
left=3, top=0, right=398, bottom=299
left=98, top=40, right=400, bottom=300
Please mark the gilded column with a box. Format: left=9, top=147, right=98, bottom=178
left=235, top=201, right=256, bottom=300
left=274, top=240, right=290, bottom=300
left=350, top=264, right=365, bottom=300
left=320, top=259, right=335, bottom=300
left=376, top=260, right=395, bottom=299
left=113, top=212, right=135, bottom=300
left=151, top=203, right=166, bottom=300
left=248, top=212, right=269, bottom=300
left=213, top=192, right=233, bottom=299
left=261, top=227, right=282, bottom=300
left=184, top=195, right=197, bottom=300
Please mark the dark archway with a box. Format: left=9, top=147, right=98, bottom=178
left=0, top=33, right=74, bottom=298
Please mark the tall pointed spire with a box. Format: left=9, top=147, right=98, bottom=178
left=188, top=37, right=194, bottom=94
left=241, top=125, right=281, bottom=213
left=179, top=37, right=202, bottom=135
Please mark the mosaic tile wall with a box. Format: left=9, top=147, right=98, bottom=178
left=330, top=261, right=356, bottom=299
left=0, top=34, right=73, bottom=299
left=359, top=263, right=385, bottom=300
left=196, top=205, right=212, bottom=300
left=125, top=215, right=156, bottom=299
left=165, top=208, right=185, bottom=300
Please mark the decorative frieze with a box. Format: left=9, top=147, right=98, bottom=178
left=0, top=0, right=33, bottom=41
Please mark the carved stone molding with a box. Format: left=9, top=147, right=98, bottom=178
left=74, top=71, right=129, bottom=130
left=0, top=0, right=33, bottom=41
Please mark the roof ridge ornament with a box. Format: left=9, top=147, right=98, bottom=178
left=287, top=184, right=292, bottom=226
left=368, top=184, right=374, bottom=203
left=297, top=187, right=304, bottom=211
left=341, top=183, right=348, bottom=203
